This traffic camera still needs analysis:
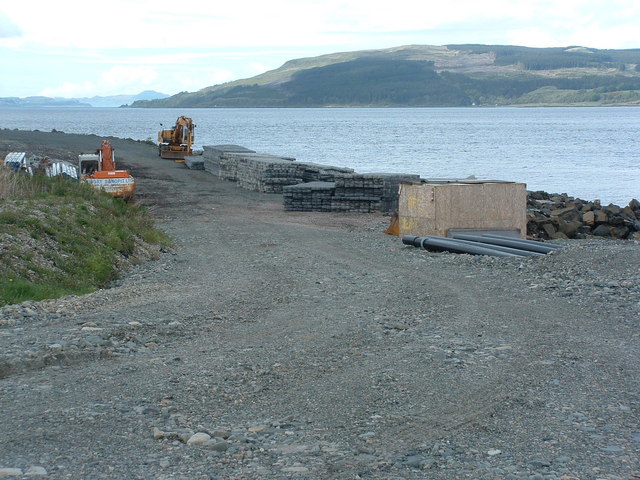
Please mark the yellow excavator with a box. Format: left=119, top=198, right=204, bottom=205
left=157, top=116, right=195, bottom=161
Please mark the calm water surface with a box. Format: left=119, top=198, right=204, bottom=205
left=1, top=107, right=638, bottom=205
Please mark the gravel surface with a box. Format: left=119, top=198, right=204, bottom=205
left=1, top=130, right=639, bottom=480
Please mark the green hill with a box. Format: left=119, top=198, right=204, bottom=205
left=130, top=44, right=640, bottom=108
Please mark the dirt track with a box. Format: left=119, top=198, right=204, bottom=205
left=1, top=130, right=639, bottom=479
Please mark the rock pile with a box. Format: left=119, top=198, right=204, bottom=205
left=527, top=191, right=640, bottom=240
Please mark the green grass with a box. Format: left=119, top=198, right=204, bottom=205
left=0, top=169, right=172, bottom=306
left=0, top=278, right=78, bottom=304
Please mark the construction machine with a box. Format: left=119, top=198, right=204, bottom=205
left=79, top=140, right=135, bottom=200
left=157, top=115, right=195, bottom=161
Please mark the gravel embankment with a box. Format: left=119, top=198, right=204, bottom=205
left=1, top=130, right=638, bottom=480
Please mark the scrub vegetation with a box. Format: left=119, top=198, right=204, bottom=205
left=0, top=169, right=171, bottom=306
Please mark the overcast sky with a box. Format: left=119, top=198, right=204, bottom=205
left=1, top=0, right=639, bottom=98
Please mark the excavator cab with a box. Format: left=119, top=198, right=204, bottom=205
left=78, top=154, right=100, bottom=175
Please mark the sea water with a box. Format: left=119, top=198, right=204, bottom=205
left=1, top=106, right=638, bottom=205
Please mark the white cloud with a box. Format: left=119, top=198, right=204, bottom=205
left=505, top=28, right=565, bottom=48
left=0, top=11, right=22, bottom=38
left=40, top=81, right=97, bottom=98
left=5, top=1, right=640, bottom=52
left=41, top=65, right=158, bottom=97
left=159, top=69, right=238, bottom=93
left=3, top=0, right=639, bottom=97
left=37, top=63, right=240, bottom=97
left=248, top=62, right=273, bottom=74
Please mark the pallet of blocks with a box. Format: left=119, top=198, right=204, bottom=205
left=184, top=155, right=205, bottom=170
left=218, top=152, right=247, bottom=182
left=296, top=162, right=355, bottom=182
left=283, top=182, right=336, bottom=211
left=331, top=174, right=384, bottom=213
left=234, top=154, right=303, bottom=193
left=203, top=145, right=255, bottom=177
left=372, top=173, right=422, bottom=212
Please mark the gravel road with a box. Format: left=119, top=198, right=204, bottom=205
left=1, top=130, right=639, bottom=480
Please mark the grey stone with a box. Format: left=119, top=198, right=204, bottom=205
left=593, top=224, right=612, bottom=237
left=0, top=468, right=23, bottom=476
left=207, top=440, right=229, bottom=452
left=187, top=432, right=211, bottom=445
left=601, top=445, right=623, bottom=452
left=24, top=466, right=48, bottom=476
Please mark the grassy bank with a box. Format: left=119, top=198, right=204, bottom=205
left=0, top=169, right=171, bottom=306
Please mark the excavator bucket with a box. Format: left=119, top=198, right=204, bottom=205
left=384, top=212, right=400, bottom=236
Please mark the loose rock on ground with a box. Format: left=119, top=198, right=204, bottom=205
left=0, top=130, right=638, bottom=480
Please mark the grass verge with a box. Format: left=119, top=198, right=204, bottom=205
left=0, top=168, right=172, bottom=306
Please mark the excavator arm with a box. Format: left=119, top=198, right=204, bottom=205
left=98, top=139, right=116, bottom=171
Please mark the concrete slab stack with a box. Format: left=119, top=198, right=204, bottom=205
left=184, top=155, right=205, bottom=170
left=283, top=182, right=336, bottom=211
left=373, top=173, right=423, bottom=212
left=201, top=143, right=423, bottom=214
left=203, top=145, right=255, bottom=176
left=331, top=174, right=384, bottom=213
left=296, top=163, right=355, bottom=182
left=218, top=152, right=242, bottom=181
left=233, top=154, right=304, bottom=193
left=282, top=173, right=424, bottom=213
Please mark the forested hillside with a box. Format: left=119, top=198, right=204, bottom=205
left=130, top=44, right=640, bottom=107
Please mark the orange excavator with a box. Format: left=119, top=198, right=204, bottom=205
left=79, top=140, right=135, bottom=200
left=157, top=115, right=195, bottom=161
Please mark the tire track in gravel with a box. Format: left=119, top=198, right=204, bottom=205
left=144, top=211, right=532, bottom=457
left=2, top=131, right=638, bottom=479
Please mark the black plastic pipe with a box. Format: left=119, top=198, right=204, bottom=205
left=402, top=235, right=519, bottom=257
left=481, top=233, right=562, bottom=249
left=451, top=233, right=558, bottom=254
left=440, top=236, right=544, bottom=257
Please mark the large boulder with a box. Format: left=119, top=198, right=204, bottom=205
left=527, top=193, right=640, bottom=240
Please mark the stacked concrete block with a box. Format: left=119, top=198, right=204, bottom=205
left=184, top=155, right=205, bottom=170
left=330, top=174, right=384, bottom=213
left=373, top=173, right=422, bottom=212
left=203, top=145, right=255, bottom=176
left=233, top=154, right=303, bottom=193
left=296, top=163, right=355, bottom=182
left=201, top=143, right=422, bottom=214
left=283, top=182, right=336, bottom=211
left=334, top=174, right=384, bottom=198
left=218, top=152, right=241, bottom=181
